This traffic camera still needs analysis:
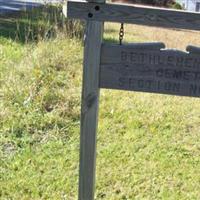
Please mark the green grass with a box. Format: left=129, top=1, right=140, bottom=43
left=1, top=9, right=200, bottom=200
left=0, top=36, right=82, bottom=199
left=0, top=5, right=84, bottom=43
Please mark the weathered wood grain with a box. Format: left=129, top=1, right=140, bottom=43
left=187, top=45, right=200, bottom=54
left=66, top=0, right=200, bottom=31
left=100, top=43, right=200, bottom=97
left=79, top=0, right=104, bottom=199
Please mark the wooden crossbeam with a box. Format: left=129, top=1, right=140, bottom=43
left=65, top=0, right=200, bottom=31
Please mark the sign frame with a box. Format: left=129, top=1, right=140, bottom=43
left=63, top=1, right=200, bottom=200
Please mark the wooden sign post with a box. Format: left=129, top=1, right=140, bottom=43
left=63, top=1, right=200, bottom=199
left=76, top=0, right=105, bottom=200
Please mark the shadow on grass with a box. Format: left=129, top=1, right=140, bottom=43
left=0, top=5, right=84, bottom=43
left=103, top=37, right=119, bottom=44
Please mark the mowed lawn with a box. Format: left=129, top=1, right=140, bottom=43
left=1, top=13, right=200, bottom=199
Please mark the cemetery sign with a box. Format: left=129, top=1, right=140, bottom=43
left=100, top=43, right=200, bottom=97
left=63, top=1, right=200, bottom=200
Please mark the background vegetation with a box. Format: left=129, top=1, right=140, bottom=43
left=111, top=0, right=182, bottom=9
left=0, top=5, right=84, bottom=43
left=0, top=4, right=200, bottom=200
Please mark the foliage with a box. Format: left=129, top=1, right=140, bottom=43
left=147, top=0, right=175, bottom=6
left=133, top=0, right=174, bottom=6
left=171, top=2, right=183, bottom=10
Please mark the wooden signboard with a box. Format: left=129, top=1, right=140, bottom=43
left=100, top=43, right=200, bottom=97
left=63, top=1, right=200, bottom=200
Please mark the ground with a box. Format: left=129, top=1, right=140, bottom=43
left=1, top=6, right=200, bottom=200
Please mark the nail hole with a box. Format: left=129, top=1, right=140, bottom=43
left=88, top=13, right=93, bottom=18
left=95, top=5, right=100, bottom=11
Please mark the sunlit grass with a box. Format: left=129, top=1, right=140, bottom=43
left=1, top=20, right=200, bottom=199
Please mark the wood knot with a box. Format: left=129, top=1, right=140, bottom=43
left=85, top=93, right=97, bottom=109
left=147, top=14, right=157, bottom=21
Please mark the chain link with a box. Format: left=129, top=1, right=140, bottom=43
left=119, top=23, right=124, bottom=45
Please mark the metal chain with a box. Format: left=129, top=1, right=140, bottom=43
left=119, top=23, right=124, bottom=45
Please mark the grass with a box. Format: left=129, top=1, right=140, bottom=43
left=0, top=36, right=82, bottom=199
left=1, top=7, right=200, bottom=200
left=0, top=5, right=84, bottom=43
